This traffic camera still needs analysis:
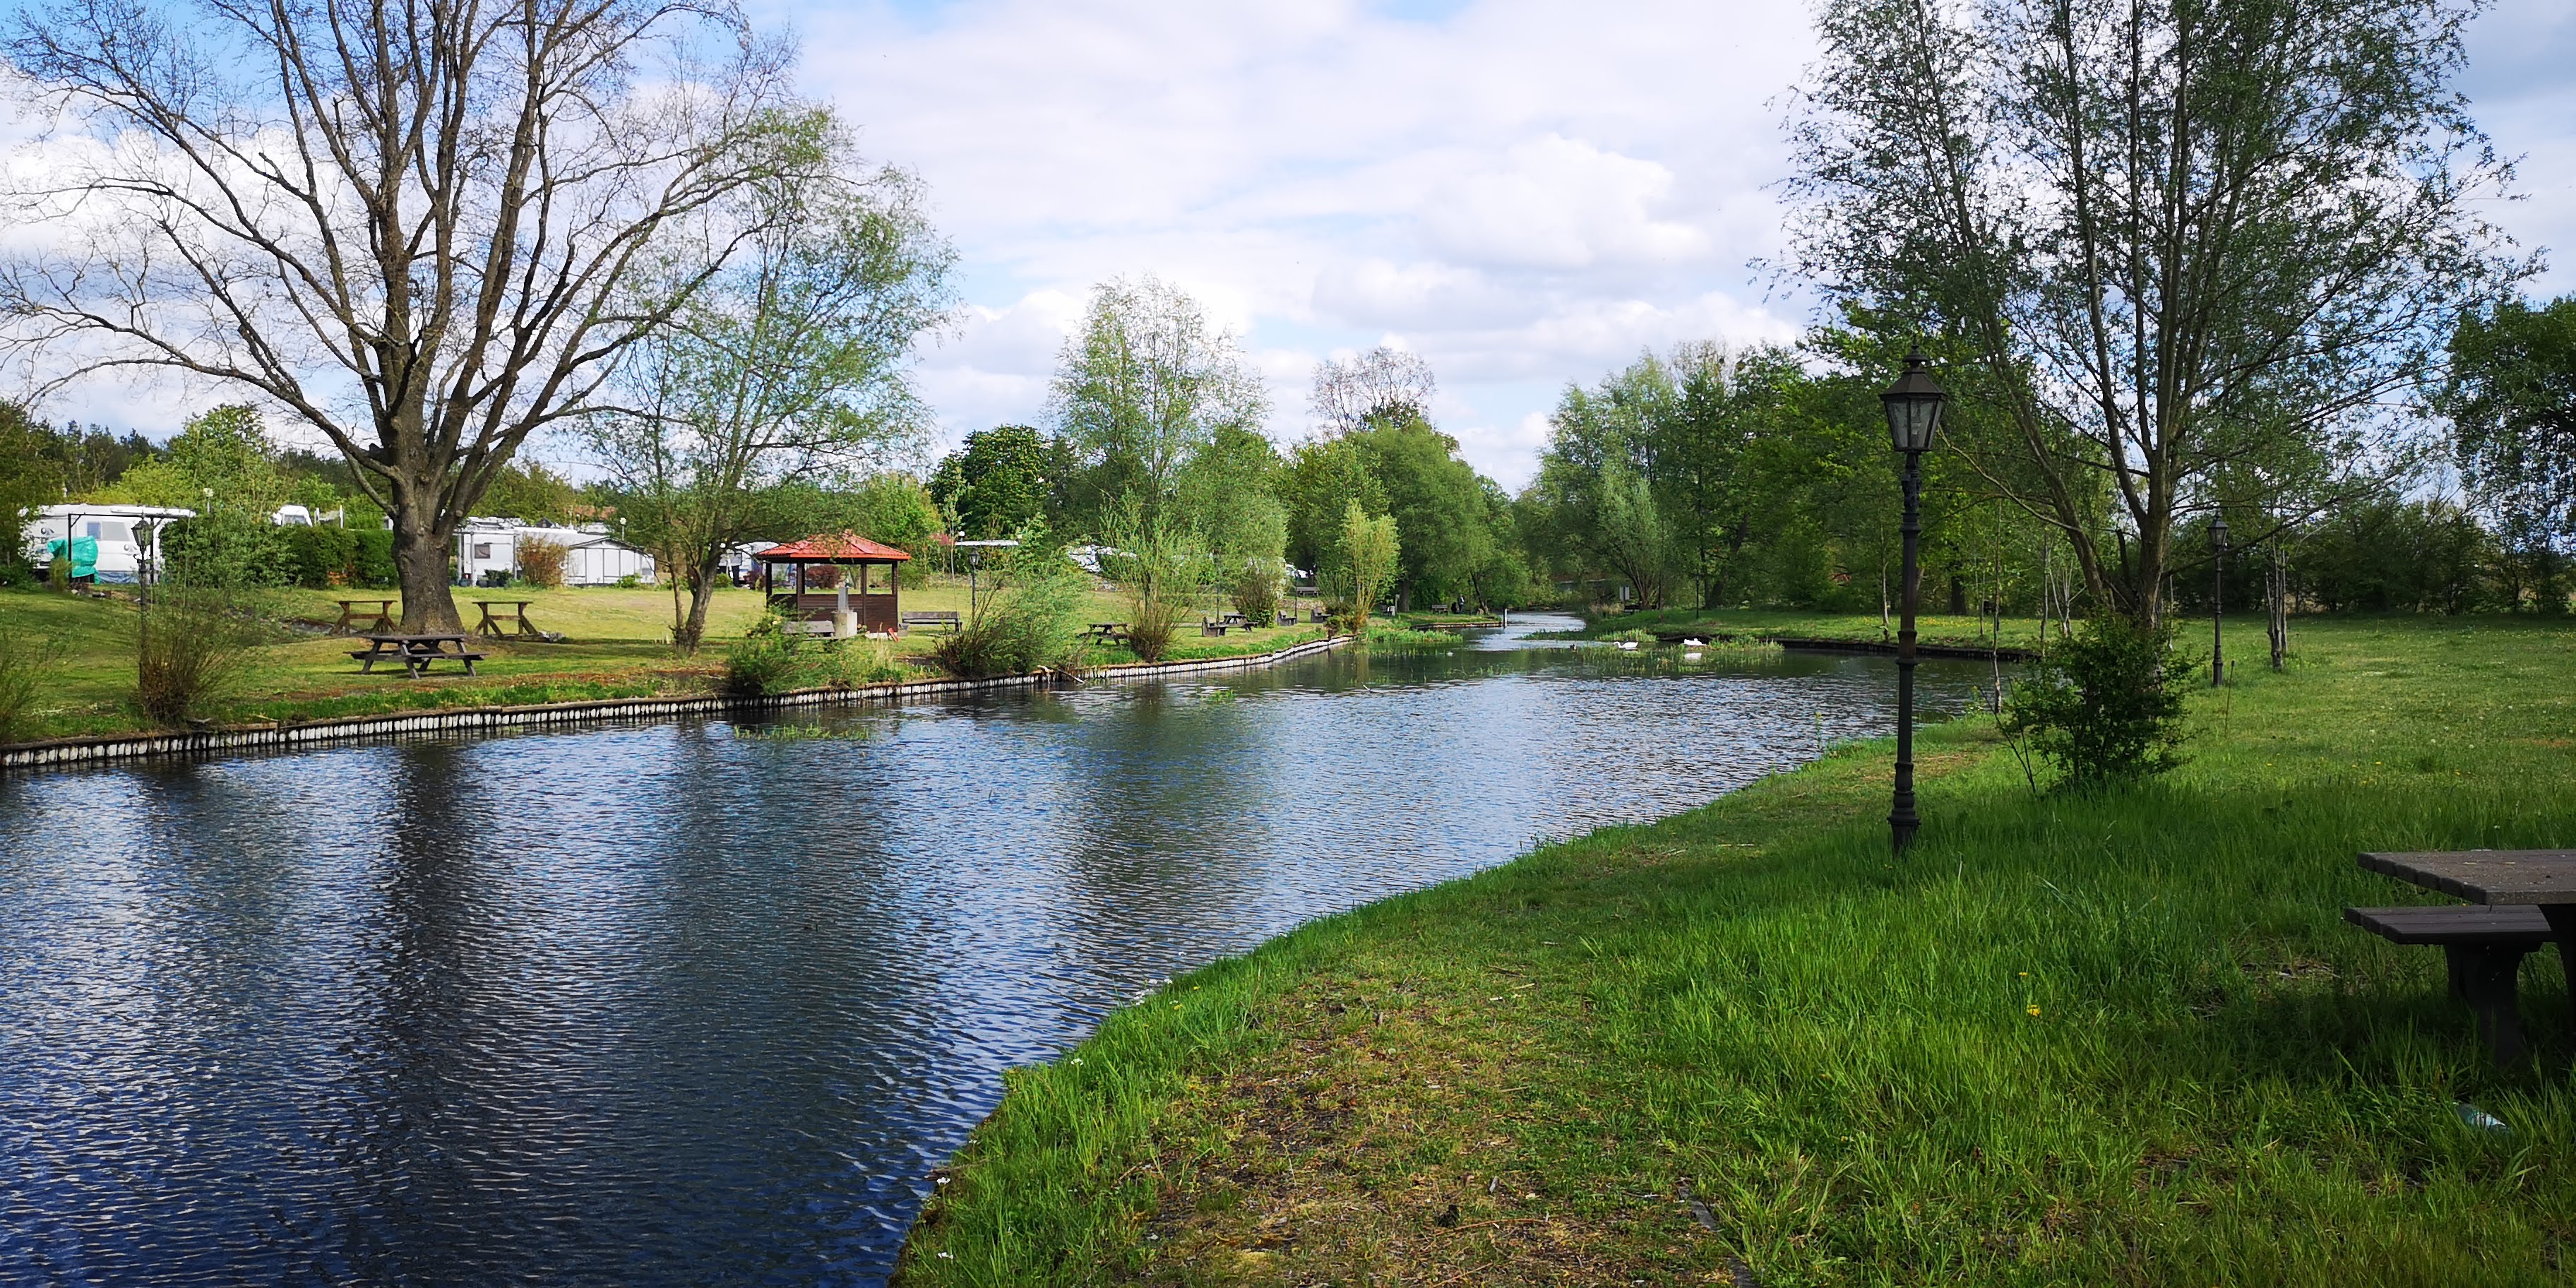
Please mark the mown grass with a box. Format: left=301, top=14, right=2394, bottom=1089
left=897, top=616, right=2576, bottom=1285
left=0, top=581, right=1335, bottom=741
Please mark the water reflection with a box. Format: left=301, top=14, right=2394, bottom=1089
left=0, top=619, right=1992, bottom=1284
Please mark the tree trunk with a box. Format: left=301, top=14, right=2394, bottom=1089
left=676, top=559, right=721, bottom=653
left=393, top=503, right=462, bottom=632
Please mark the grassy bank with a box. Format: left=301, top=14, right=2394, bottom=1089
left=900, top=616, right=2576, bottom=1285
left=1551, top=604, right=2056, bottom=652
left=0, top=581, right=1330, bottom=743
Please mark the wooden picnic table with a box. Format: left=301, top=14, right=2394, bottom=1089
left=331, top=598, right=398, bottom=636
left=350, top=632, right=486, bottom=678
left=472, top=599, right=542, bottom=639
left=1085, top=621, right=1128, bottom=643
left=2359, top=849, right=2576, bottom=1055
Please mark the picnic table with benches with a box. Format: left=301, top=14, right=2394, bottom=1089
left=349, top=633, right=487, bottom=679
left=1085, top=621, right=1128, bottom=643
left=2350, top=849, right=2576, bottom=1065
left=330, top=599, right=398, bottom=635
left=472, top=599, right=547, bottom=639
left=1200, top=619, right=1229, bottom=637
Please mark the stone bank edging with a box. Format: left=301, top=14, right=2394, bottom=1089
left=1, top=633, right=1354, bottom=773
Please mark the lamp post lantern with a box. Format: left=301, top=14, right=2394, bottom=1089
left=2210, top=513, right=2230, bottom=687
left=1882, top=348, right=1945, bottom=854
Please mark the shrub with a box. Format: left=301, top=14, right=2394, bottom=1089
left=281, top=525, right=361, bottom=588
left=1232, top=556, right=1284, bottom=628
left=2000, top=614, right=2198, bottom=788
left=935, top=539, right=1089, bottom=677
left=351, top=530, right=398, bottom=588
left=515, top=537, right=568, bottom=589
left=723, top=613, right=803, bottom=698
left=0, top=612, right=62, bottom=743
left=813, top=637, right=910, bottom=688
left=136, top=588, right=258, bottom=727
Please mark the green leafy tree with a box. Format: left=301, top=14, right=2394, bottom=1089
left=479, top=462, right=584, bottom=525
left=588, top=141, right=953, bottom=650
left=1340, top=501, right=1400, bottom=630
left=2443, top=294, right=2576, bottom=547
left=1049, top=275, right=1267, bottom=537
left=933, top=425, right=1066, bottom=539
left=1784, top=0, right=2521, bottom=624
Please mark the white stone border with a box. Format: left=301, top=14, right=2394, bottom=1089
left=2, top=633, right=1354, bottom=772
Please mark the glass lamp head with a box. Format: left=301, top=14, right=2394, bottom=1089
left=1882, top=349, right=1945, bottom=453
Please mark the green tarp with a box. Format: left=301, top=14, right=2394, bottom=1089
left=46, top=535, right=98, bottom=579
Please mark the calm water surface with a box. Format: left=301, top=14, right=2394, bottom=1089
left=0, top=619, right=1993, bottom=1284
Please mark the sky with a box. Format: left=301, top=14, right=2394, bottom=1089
left=33, top=0, right=2576, bottom=491
left=770, top=0, right=2576, bottom=490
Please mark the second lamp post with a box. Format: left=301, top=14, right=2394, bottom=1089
left=1882, top=350, right=1946, bottom=854
left=2210, top=514, right=2229, bottom=686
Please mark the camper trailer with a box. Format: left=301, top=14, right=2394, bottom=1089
left=453, top=520, right=656, bottom=587
left=23, top=504, right=193, bottom=584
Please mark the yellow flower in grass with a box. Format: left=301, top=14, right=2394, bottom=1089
left=2026, top=1005, right=2041, bottom=1018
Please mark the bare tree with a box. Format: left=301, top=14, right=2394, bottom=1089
left=1, top=0, right=820, bottom=630
left=1784, top=0, right=2522, bottom=624
left=1311, top=346, right=1436, bottom=436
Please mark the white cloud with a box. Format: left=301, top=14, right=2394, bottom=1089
left=1416, top=135, right=1708, bottom=270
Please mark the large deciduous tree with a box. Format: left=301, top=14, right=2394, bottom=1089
left=2, top=0, right=820, bottom=630
left=1049, top=275, right=1267, bottom=537
left=1784, top=0, right=2522, bottom=624
left=588, top=145, right=952, bottom=650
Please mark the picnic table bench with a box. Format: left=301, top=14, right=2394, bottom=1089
left=1200, top=619, right=1229, bottom=637
left=472, top=599, right=546, bottom=639
left=2352, top=849, right=2576, bottom=1065
left=330, top=598, right=398, bottom=636
left=1084, top=621, right=1128, bottom=643
left=900, top=610, right=962, bottom=633
left=349, top=633, right=486, bottom=679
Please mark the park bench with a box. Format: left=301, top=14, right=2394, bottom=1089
left=900, top=610, right=961, bottom=633
left=350, top=633, right=487, bottom=679
left=2345, top=903, right=2554, bottom=1065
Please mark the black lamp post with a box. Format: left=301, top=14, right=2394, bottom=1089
left=1882, top=349, right=1945, bottom=854
left=2210, top=513, right=2230, bottom=687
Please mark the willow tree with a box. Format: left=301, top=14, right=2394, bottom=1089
left=1784, top=0, right=2522, bottom=622
left=2, top=0, right=822, bottom=631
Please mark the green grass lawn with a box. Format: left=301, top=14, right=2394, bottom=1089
left=0, top=578, right=1336, bottom=742
left=898, top=616, right=2576, bottom=1285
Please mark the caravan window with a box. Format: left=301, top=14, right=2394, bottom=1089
left=473, top=543, right=493, bottom=559
left=100, top=522, right=131, bottom=544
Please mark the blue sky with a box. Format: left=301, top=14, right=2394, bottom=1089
left=35, top=0, right=2576, bottom=491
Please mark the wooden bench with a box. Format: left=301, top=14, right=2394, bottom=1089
left=900, top=610, right=961, bottom=633
left=1200, top=620, right=1229, bottom=637
left=1085, top=621, right=1129, bottom=643
left=2346, top=905, right=2555, bottom=1064
left=349, top=633, right=487, bottom=679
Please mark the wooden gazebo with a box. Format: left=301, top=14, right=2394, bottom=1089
left=756, top=532, right=912, bottom=635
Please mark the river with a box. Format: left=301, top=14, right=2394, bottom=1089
left=0, top=618, right=1995, bottom=1284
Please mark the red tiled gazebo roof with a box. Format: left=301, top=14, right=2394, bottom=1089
left=754, top=532, right=913, bottom=564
